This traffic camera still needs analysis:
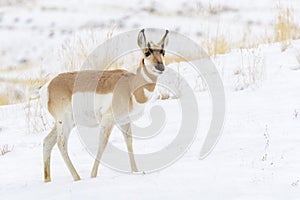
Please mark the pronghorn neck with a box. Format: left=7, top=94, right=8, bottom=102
left=129, top=59, right=158, bottom=104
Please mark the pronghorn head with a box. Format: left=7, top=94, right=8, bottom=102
left=137, top=29, right=169, bottom=75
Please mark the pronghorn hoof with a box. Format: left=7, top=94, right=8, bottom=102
left=90, top=173, right=98, bottom=178
left=132, top=168, right=138, bottom=173
left=44, top=178, right=51, bottom=183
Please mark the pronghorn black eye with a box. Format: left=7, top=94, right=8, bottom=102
left=160, top=49, right=165, bottom=56
left=144, top=51, right=151, bottom=57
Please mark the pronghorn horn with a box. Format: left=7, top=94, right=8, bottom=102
left=137, top=29, right=147, bottom=48
left=158, top=30, right=169, bottom=48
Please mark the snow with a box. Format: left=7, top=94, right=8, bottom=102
left=1, top=0, right=300, bottom=199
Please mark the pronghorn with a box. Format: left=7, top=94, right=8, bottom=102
left=41, top=29, right=169, bottom=182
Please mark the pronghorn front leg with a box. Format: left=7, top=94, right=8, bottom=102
left=91, top=116, right=114, bottom=178
left=121, top=123, right=138, bottom=172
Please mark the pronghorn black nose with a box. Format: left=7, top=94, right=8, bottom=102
left=155, top=63, right=165, bottom=72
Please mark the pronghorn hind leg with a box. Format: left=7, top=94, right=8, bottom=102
left=121, top=123, right=138, bottom=172
left=57, top=113, right=80, bottom=181
left=91, top=116, right=114, bottom=178
left=43, top=125, right=57, bottom=182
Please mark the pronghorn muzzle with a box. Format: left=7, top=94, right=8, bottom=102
left=155, top=63, right=165, bottom=73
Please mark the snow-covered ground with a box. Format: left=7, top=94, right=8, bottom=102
left=1, top=0, right=300, bottom=199
left=1, top=42, right=300, bottom=199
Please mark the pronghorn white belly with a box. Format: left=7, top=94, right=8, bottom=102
left=72, top=92, right=113, bottom=127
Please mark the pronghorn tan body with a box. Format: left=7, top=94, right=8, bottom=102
left=41, top=29, right=169, bottom=182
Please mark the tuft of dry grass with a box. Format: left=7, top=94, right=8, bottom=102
left=59, top=30, right=102, bottom=72
left=157, top=89, right=172, bottom=100
left=273, top=5, right=300, bottom=51
left=24, top=98, right=53, bottom=134
left=165, top=55, right=187, bottom=65
left=0, top=84, right=23, bottom=104
left=234, top=48, right=265, bottom=91
left=237, top=27, right=272, bottom=50
left=202, top=30, right=231, bottom=57
left=295, top=48, right=300, bottom=65
left=274, top=6, right=299, bottom=42
left=0, top=144, right=14, bottom=156
left=261, top=125, right=270, bottom=161
left=0, top=94, right=9, bottom=105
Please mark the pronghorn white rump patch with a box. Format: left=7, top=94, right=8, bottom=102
left=39, top=80, right=51, bottom=111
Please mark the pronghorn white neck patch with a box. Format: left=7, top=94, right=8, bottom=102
left=141, top=66, right=153, bottom=83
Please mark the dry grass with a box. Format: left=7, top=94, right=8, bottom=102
left=0, top=60, right=35, bottom=73
left=0, top=77, right=47, bottom=105
left=24, top=74, right=53, bottom=134
left=59, top=29, right=102, bottom=72
left=234, top=48, right=265, bottom=91
left=0, top=77, right=47, bottom=86
left=237, top=27, right=273, bottom=50
left=165, top=55, right=187, bottom=65
left=0, top=60, right=46, bottom=105
left=273, top=5, right=300, bottom=51
left=274, top=6, right=300, bottom=42
left=0, top=84, right=23, bottom=105
left=199, top=4, right=300, bottom=56
left=59, top=27, right=118, bottom=72
left=295, top=48, right=300, bottom=65
left=0, top=94, right=9, bottom=105
left=231, top=5, right=300, bottom=52
left=59, top=34, right=93, bottom=72
left=157, top=88, right=172, bottom=100
left=0, top=144, right=14, bottom=156
left=207, top=2, right=222, bottom=15
left=202, top=27, right=231, bottom=57
left=24, top=98, right=52, bottom=134
left=0, top=72, right=51, bottom=134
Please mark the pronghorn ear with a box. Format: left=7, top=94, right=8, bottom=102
left=158, top=30, right=169, bottom=48
left=137, top=29, right=147, bottom=49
